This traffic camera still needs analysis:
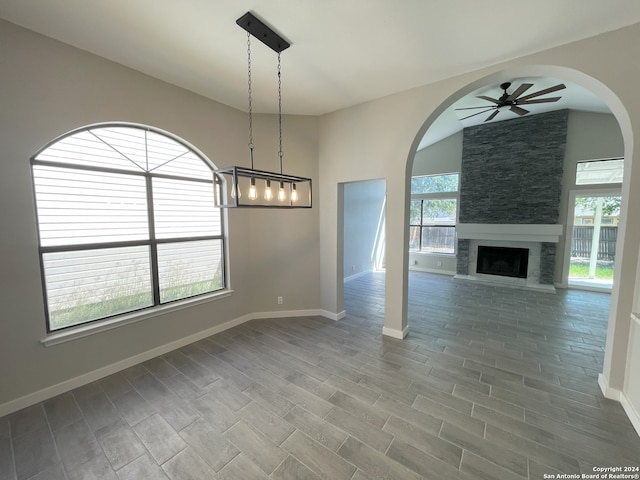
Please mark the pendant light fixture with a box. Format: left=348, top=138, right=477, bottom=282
left=214, top=12, right=312, bottom=208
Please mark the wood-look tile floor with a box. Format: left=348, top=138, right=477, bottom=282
left=2, top=271, right=639, bottom=479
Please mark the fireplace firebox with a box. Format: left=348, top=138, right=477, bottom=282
left=476, top=246, right=529, bottom=279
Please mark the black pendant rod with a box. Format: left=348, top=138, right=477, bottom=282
left=236, top=12, right=290, bottom=53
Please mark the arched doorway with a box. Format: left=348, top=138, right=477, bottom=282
left=404, top=66, right=634, bottom=406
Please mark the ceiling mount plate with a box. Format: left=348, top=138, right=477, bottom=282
left=236, top=12, right=290, bottom=53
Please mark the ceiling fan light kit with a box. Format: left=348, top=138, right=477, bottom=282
left=456, top=81, right=566, bottom=122
left=214, top=12, right=312, bottom=208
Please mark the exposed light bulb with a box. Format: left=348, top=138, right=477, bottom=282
left=291, top=184, right=298, bottom=203
left=248, top=178, right=258, bottom=200
left=278, top=182, right=287, bottom=201
left=264, top=180, right=273, bottom=200
left=231, top=181, right=241, bottom=199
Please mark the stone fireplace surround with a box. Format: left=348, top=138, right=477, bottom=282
left=455, top=223, right=563, bottom=292
left=455, top=110, right=568, bottom=291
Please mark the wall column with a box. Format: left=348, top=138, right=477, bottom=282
left=382, top=173, right=409, bottom=339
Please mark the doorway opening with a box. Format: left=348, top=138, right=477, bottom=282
left=568, top=193, right=621, bottom=290
left=341, top=179, right=387, bottom=320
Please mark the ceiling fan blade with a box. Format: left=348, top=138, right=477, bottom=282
left=459, top=108, right=495, bottom=121
left=485, top=110, right=500, bottom=122
left=476, top=95, right=501, bottom=105
left=510, top=105, right=529, bottom=116
left=455, top=105, right=501, bottom=111
left=517, top=96, right=562, bottom=105
left=506, top=83, right=533, bottom=101
left=516, top=84, right=566, bottom=102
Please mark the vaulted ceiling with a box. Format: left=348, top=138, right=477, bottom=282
left=419, top=75, right=613, bottom=148
left=2, top=1, right=640, bottom=117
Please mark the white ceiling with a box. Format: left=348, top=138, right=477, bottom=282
left=1, top=1, right=638, bottom=125
left=419, top=76, right=612, bottom=148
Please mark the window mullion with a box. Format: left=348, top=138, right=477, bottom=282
left=420, top=199, right=424, bottom=251
left=146, top=175, right=161, bottom=306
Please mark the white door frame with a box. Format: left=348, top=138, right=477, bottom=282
left=562, top=186, right=622, bottom=290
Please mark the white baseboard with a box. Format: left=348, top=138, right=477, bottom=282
left=325, top=310, right=346, bottom=321
left=598, top=373, right=621, bottom=400
left=409, top=266, right=456, bottom=276
left=567, top=282, right=613, bottom=294
left=620, top=391, right=640, bottom=438
left=251, top=309, right=320, bottom=320
left=344, top=271, right=371, bottom=283
left=382, top=325, right=408, bottom=339
left=0, top=308, right=341, bottom=418
left=598, top=373, right=640, bottom=438
left=252, top=309, right=345, bottom=321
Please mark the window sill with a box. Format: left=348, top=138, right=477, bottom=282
left=41, top=289, right=234, bottom=347
left=409, top=251, right=456, bottom=257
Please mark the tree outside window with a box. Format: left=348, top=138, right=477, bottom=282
left=410, top=174, right=458, bottom=254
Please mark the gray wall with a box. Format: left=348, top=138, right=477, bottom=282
left=412, top=131, right=463, bottom=177
left=0, top=20, right=320, bottom=409
left=343, top=179, right=386, bottom=279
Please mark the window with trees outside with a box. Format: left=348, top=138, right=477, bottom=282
left=410, top=173, right=459, bottom=254
left=31, top=124, right=226, bottom=332
left=570, top=158, right=622, bottom=285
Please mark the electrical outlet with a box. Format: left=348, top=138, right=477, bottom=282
left=352, top=265, right=356, bottom=271
left=277, top=296, right=283, bottom=305
left=437, top=261, right=442, bottom=267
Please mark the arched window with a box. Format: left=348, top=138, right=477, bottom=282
left=31, top=124, right=226, bottom=332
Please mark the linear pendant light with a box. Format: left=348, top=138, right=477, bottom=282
left=214, top=12, right=312, bottom=208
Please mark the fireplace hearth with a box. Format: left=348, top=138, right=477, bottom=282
left=477, top=245, right=529, bottom=279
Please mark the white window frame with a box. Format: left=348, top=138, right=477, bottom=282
left=410, top=174, right=459, bottom=255
left=31, top=123, right=229, bottom=340
left=575, top=157, right=624, bottom=186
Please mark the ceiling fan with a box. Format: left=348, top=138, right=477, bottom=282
left=455, top=81, right=566, bottom=122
